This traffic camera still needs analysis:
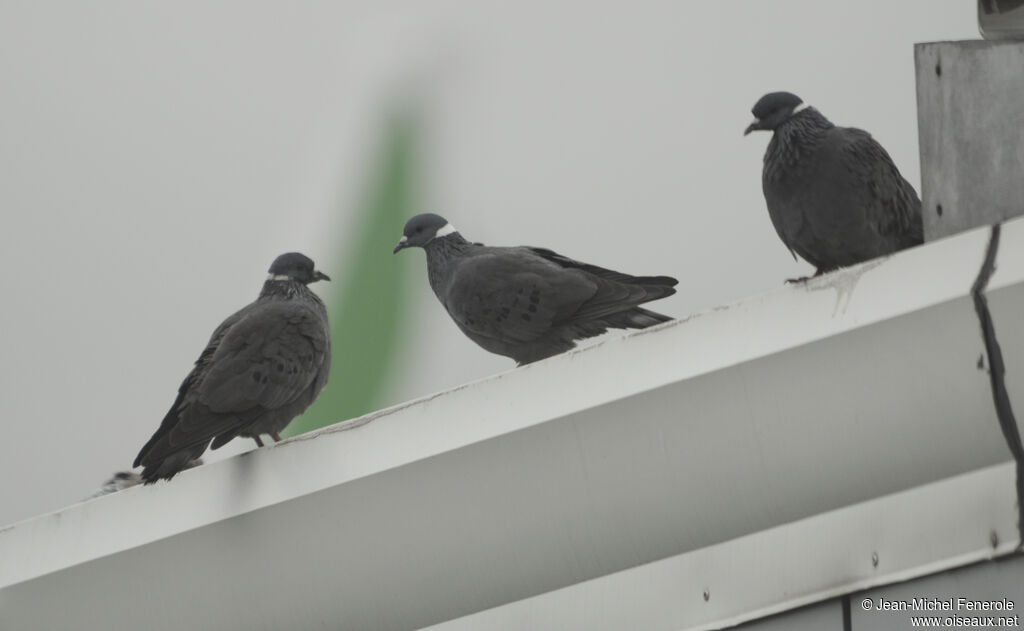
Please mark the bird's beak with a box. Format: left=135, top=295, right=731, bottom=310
left=313, top=270, right=330, bottom=282
left=743, top=119, right=761, bottom=136
left=393, top=236, right=409, bottom=254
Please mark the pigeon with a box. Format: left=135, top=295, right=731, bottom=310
left=394, top=213, right=677, bottom=365
left=744, top=91, right=923, bottom=281
left=89, top=460, right=203, bottom=498
left=133, top=253, right=332, bottom=483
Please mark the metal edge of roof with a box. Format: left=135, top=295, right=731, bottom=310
left=0, top=218, right=1021, bottom=622
left=419, top=462, right=1019, bottom=631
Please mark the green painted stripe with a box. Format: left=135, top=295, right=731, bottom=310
left=285, top=113, right=417, bottom=437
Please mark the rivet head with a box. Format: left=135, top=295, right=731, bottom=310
left=703, top=588, right=710, bottom=602
left=872, top=552, right=879, bottom=567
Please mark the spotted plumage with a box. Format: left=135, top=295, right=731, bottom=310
left=133, top=253, right=331, bottom=483
left=394, top=214, right=677, bottom=365
left=745, top=91, right=923, bottom=280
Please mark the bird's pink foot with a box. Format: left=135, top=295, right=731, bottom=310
left=272, top=432, right=282, bottom=443
left=786, top=269, right=825, bottom=284
left=253, top=436, right=265, bottom=448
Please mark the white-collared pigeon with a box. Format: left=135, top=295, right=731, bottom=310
left=134, top=253, right=331, bottom=483
left=745, top=91, right=923, bottom=281
left=394, top=214, right=677, bottom=365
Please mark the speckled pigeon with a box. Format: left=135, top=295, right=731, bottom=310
left=394, top=214, right=677, bottom=365
left=133, top=253, right=331, bottom=483
left=744, top=91, right=923, bottom=281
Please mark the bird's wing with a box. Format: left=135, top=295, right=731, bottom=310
left=160, top=301, right=328, bottom=451
left=761, top=141, right=804, bottom=262
left=529, top=247, right=677, bottom=321
left=133, top=306, right=251, bottom=468
left=767, top=212, right=801, bottom=262
left=840, top=128, right=923, bottom=243
left=563, top=276, right=670, bottom=323
left=443, top=249, right=597, bottom=344
left=527, top=247, right=677, bottom=286
left=196, top=301, right=329, bottom=413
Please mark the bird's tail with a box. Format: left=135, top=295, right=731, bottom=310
left=139, top=450, right=203, bottom=484
left=604, top=306, right=673, bottom=330
left=627, top=277, right=677, bottom=302
left=623, top=274, right=677, bottom=287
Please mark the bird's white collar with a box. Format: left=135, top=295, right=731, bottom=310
left=791, top=102, right=811, bottom=115
left=267, top=273, right=292, bottom=281
left=435, top=223, right=457, bottom=238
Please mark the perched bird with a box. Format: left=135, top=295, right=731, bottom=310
left=134, top=253, right=332, bottom=483
left=89, top=460, right=203, bottom=498
left=744, top=91, right=923, bottom=281
left=394, top=213, right=677, bottom=365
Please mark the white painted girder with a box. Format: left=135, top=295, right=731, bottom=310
left=1, top=218, right=1022, bottom=631
left=424, top=463, right=1018, bottom=631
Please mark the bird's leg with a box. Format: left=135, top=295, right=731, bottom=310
left=272, top=432, right=283, bottom=443
left=253, top=436, right=265, bottom=448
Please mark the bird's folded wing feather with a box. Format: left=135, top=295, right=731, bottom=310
left=841, top=128, right=922, bottom=240
left=133, top=307, right=251, bottom=466
left=761, top=172, right=804, bottom=261
left=168, top=302, right=328, bottom=443
left=529, top=247, right=678, bottom=286
left=563, top=278, right=663, bottom=323
left=528, top=247, right=676, bottom=321
left=444, top=250, right=597, bottom=343
left=200, top=302, right=328, bottom=411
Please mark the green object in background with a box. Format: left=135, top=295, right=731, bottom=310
left=284, top=114, right=418, bottom=437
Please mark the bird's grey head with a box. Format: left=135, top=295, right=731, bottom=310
left=744, top=91, right=810, bottom=135
left=267, top=252, right=330, bottom=284
left=393, top=213, right=459, bottom=254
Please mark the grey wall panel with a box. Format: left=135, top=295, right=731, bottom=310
left=852, top=556, right=1024, bottom=631
left=916, top=41, right=1024, bottom=241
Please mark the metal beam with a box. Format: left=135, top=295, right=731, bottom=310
left=2, top=219, right=1023, bottom=631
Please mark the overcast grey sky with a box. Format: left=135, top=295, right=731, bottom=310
left=0, top=1, right=976, bottom=526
